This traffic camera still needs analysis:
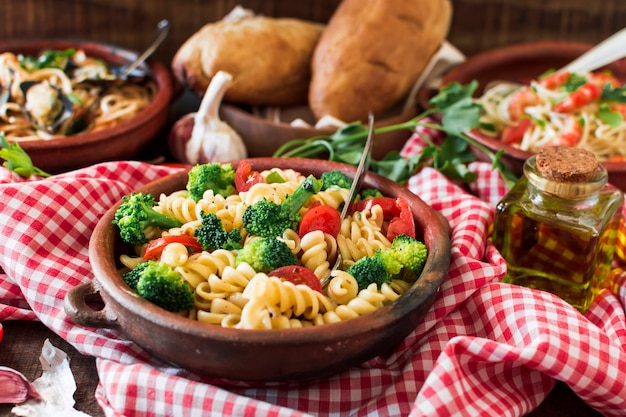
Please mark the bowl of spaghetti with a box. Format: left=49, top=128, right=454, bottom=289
left=65, top=157, right=451, bottom=382
left=0, top=39, right=173, bottom=173
left=435, top=41, right=626, bottom=190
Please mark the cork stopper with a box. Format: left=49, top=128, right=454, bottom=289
left=535, top=147, right=598, bottom=183
left=526, top=146, right=606, bottom=199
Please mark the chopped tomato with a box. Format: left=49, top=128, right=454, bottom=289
left=554, top=83, right=601, bottom=113
left=349, top=197, right=400, bottom=220
left=501, top=119, right=532, bottom=145
left=235, top=160, right=265, bottom=192
left=143, top=235, right=203, bottom=260
left=538, top=71, right=571, bottom=89
left=299, top=204, right=341, bottom=238
left=269, top=265, right=323, bottom=293
left=386, top=197, right=416, bottom=241
left=588, top=72, right=622, bottom=88
left=351, top=196, right=415, bottom=240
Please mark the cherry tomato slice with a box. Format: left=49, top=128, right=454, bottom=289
left=235, top=160, right=265, bottom=192
left=269, top=265, right=323, bottom=293
left=143, top=235, right=203, bottom=260
left=501, top=119, right=532, bottom=145
left=554, top=83, right=601, bottom=113
left=386, top=197, right=416, bottom=241
left=538, top=71, right=571, bottom=89
left=299, top=204, right=341, bottom=238
left=350, top=197, right=400, bottom=220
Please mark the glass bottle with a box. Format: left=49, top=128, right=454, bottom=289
left=492, top=146, right=624, bottom=313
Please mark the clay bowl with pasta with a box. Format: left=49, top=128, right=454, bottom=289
left=0, top=39, right=173, bottom=173
left=420, top=41, right=626, bottom=191
left=65, top=157, right=451, bottom=382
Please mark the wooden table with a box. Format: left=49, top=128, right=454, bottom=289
left=0, top=321, right=102, bottom=417
left=0, top=320, right=604, bottom=417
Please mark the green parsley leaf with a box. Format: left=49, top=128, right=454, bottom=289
left=0, top=133, right=51, bottom=178
left=599, top=103, right=624, bottom=128
left=19, top=48, right=76, bottom=71
left=562, top=73, right=586, bottom=92
left=601, top=84, right=626, bottom=103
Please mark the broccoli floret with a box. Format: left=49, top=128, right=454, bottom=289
left=130, top=260, right=194, bottom=312
left=359, top=188, right=384, bottom=200
left=236, top=237, right=298, bottom=274
left=194, top=211, right=242, bottom=251
left=242, top=174, right=323, bottom=238
left=186, top=162, right=236, bottom=202
left=113, top=192, right=182, bottom=245
left=346, top=252, right=391, bottom=291
left=122, top=261, right=150, bottom=290
left=380, top=234, right=428, bottom=279
left=321, top=170, right=353, bottom=190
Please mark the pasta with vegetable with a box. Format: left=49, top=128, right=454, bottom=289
left=0, top=48, right=156, bottom=140
left=476, top=70, right=626, bottom=161
left=113, top=162, right=429, bottom=329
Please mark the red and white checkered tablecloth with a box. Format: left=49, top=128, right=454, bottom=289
left=0, top=130, right=625, bottom=416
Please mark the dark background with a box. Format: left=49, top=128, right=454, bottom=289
left=1, top=0, right=624, bottom=69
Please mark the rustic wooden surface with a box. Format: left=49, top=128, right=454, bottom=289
left=0, top=0, right=624, bottom=68
left=0, top=321, right=103, bottom=417
left=0, top=318, right=605, bottom=417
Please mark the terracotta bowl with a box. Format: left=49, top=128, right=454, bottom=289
left=420, top=41, right=626, bottom=191
left=218, top=103, right=418, bottom=161
left=0, top=39, right=174, bottom=174
left=65, top=157, right=451, bottom=382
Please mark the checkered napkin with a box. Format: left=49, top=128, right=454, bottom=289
left=0, top=133, right=625, bottom=416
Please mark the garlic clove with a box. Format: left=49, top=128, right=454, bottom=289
left=0, top=366, right=41, bottom=404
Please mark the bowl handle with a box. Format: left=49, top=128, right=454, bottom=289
left=64, top=281, right=119, bottom=329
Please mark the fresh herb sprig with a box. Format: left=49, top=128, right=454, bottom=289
left=18, top=48, right=76, bottom=71
left=273, top=81, right=518, bottom=189
left=0, top=133, right=51, bottom=178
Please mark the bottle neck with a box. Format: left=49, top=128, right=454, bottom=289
left=526, top=177, right=600, bottom=208
left=524, top=155, right=606, bottom=203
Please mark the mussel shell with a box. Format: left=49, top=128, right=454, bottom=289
left=20, top=80, right=75, bottom=134
left=69, top=55, right=152, bottom=86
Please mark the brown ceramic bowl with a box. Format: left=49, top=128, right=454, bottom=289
left=218, top=103, right=418, bottom=160
left=420, top=41, right=626, bottom=190
left=0, top=39, right=174, bottom=174
left=65, top=157, right=451, bottom=382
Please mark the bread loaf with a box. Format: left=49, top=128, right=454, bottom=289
left=309, top=0, right=452, bottom=123
left=172, top=7, right=324, bottom=106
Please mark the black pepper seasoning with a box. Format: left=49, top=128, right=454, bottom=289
left=492, top=146, right=624, bottom=313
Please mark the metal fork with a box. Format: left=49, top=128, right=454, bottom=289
left=320, top=112, right=376, bottom=287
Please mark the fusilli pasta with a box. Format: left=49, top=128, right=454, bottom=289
left=117, top=165, right=427, bottom=330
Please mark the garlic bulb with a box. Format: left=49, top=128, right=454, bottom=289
left=184, top=71, right=247, bottom=164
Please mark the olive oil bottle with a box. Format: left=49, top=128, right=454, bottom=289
left=492, top=147, right=623, bottom=313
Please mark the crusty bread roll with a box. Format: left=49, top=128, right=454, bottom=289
left=172, top=6, right=324, bottom=106
left=309, top=0, right=452, bottom=123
